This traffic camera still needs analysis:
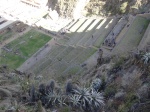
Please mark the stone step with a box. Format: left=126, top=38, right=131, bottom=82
left=76, top=19, right=103, bottom=46
left=92, top=17, right=120, bottom=48
left=68, top=19, right=95, bottom=46
left=84, top=18, right=111, bottom=47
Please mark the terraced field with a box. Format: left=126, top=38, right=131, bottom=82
left=0, top=30, right=15, bottom=42
left=77, top=19, right=103, bottom=46
left=112, top=16, right=150, bottom=55
left=67, top=18, right=87, bottom=36
left=1, top=14, right=149, bottom=83
left=18, top=15, right=149, bottom=83
left=68, top=19, right=94, bottom=45
left=0, top=29, right=52, bottom=68
left=93, top=17, right=119, bottom=48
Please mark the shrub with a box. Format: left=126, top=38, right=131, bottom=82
left=104, top=86, right=117, bottom=98
left=119, top=2, right=128, bottom=14
left=91, top=78, right=102, bottom=92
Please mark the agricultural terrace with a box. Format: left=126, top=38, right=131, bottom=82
left=113, top=16, right=150, bottom=55
left=0, top=29, right=52, bottom=69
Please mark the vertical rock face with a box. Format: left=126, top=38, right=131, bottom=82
left=21, top=0, right=49, bottom=7
left=73, top=0, right=90, bottom=19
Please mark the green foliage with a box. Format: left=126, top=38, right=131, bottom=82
left=104, top=85, right=117, bottom=98
left=26, top=79, right=104, bottom=112
left=113, top=57, right=126, bottom=68
left=46, top=91, right=66, bottom=107
left=119, top=2, right=128, bottom=14
left=20, top=77, right=30, bottom=93
left=118, top=93, right=139, bottom=112
left=59, top=106, right=70, bottom=112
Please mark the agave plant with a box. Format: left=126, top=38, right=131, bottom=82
left=90, top=90, right=104, bottom=111
left=45, top=91, right=65, bottom=107
left=141, top=52, right=150, bottom=64
left=73, top=88, right=92, bottom=110
left=72, top=87, right=105, bottom=112
left=69, top=95, right=81, bottom=108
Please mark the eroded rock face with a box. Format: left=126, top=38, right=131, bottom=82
left=48, top=0, right=150, bottom=17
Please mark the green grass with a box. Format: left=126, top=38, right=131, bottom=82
left=47, top=45, right=66, bottom=59
left=31, top=45, right=66, bottom=74
left=56, top=46, right=74, bottom=61
left=0, top=30, right=14, bottom=42
left=0, top=29, right=52, bottom=69
left=71, top=47, right=97, bottom=64
left=33, top=58, right=53, bottom=74
left=50, top=61, right=69, bottom=75
left=57, top=38, right=69, bottom=45
left=113, top=16, right=150, bottom=54
left=63, top=46, right=84, bottom=63
left=63, top=65, right=81, bottom=75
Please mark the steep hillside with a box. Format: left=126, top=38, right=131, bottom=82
left=84, top=0, right=150, bottom=17
left=49, top=0, right=150, bottom=17
left=0, top=48, right=150, bottom=112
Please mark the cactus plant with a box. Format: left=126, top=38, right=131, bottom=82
left=141, top=52, right=150, bottom=64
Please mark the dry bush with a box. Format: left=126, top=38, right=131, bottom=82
left=121, top=69, right=142, bottom=92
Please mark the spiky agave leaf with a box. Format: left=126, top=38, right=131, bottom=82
left=57, top=95, right=66, bottom=107
left=73, top=88, right=91, bottom=109
left=90, top=90, right=104, bottom=110
left=45, top=91, right=64, bottom=107
left=141, top=52, right=150, bottom=64
left=45, top=91, right=56, bottom=107
left=69, top=95, right=81, bottom=107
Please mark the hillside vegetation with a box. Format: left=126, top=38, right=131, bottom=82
left=48, top=0, right=150, bottom=17
left=0, top=48, right=150, bottom=112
